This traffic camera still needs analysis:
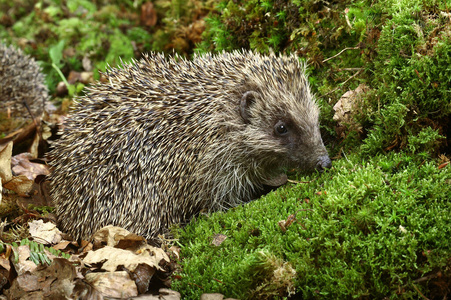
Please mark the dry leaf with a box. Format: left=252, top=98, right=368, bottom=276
left=0, top=255, right=11, bottom=271
left=92, top=225, right=146, bottom=249
left=211, top=234, right=227, bottom=247
left=333, top=84, right=369, bottom=138
left=0, top=142, right=13, bottom=182
left=333, top=84, right=369, bottom=124
left=0, top=254, right=12, bottom=291
left=130, top=263, right=154, bottom=294
left=83, top=246, right=166, bottom=273
left=51, top=241, right=71, bottom=251
left=6, top=258, right=77, bottom=299
left=438, top=161, right=449, bottom=170
left=169, top=246, right=181, bottom=260
left=11, top=153, right=50, bottom=180
left=28, top=220, right=62, bottom=244
left=3, top=175, right=34, bottom=197
left=12, top=246, right=37, bottom=276
left=278, top=220, right=287, bottom=233
left=85, top=271, right=138, bottom=298
left=29, top=132, right=39, bottom=158
left=15, top=273, right=40, bottom=292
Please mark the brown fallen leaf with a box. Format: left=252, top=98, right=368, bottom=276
left=15, top=272, right=40, bottom=292
left=0, top=254, right=12, bottom=290
left=168, top=246, right=181, bottom=260
left=3, top=175, right=34, bottom=197
left=92, top=225, right=146, bottom=249
left=0, top=142, right=13, bottom=182
left=11, top=153, right=50, bottom=180
left=129, top=263, right=155, bottom=294
left=28, top=220, right=62, bottom=244
left=333, top=83, right=369, bottom=138
left=85, top=271, right=138, bottom=298
left=12, top=245, right=38, bottom=276
left=159, top=288, right=182, bottom=300
left=211, top=234, right=227, bottom=247
left=5, top=258, right=77, bottom=299
left=71, top=278, right=104, bottom=300
left=0, top=121, right=38, bottom=146
left=0, top=255, right=11, bottom=271
left=278, top=220, right=287, bottom=233
left=438, top=161, right=449, bottom=170
left=116, top=233, right=147, bottom=250
left=83, top=245, right=167, bottom=273
left=52, top=241, right=72, bottom=251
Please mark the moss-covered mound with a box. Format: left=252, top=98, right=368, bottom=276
left=173, top=153, right=451, bottom=299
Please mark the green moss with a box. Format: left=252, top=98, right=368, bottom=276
left=358, top=0, right=451, bottom=155
left=173, top=152, right=451, bottom=299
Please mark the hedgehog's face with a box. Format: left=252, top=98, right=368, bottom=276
left=269, top=114, right=331, bottom=172
left=239, top=89, right=331, bottom=176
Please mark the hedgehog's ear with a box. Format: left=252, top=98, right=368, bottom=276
left=240, top=91, right=259, bottom=124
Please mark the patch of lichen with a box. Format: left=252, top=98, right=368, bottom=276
left=173, top=152, right=451, bottom=299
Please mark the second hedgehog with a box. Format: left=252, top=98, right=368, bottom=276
left=49, top=51, right=332, bottom=240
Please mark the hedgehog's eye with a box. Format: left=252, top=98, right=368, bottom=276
left=274, top=121, right=289, bottom=136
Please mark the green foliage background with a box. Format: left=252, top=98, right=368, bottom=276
left=1, top=0, right=450, bottom=298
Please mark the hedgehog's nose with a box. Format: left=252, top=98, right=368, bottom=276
left=316, top=155, right=332, bottom=172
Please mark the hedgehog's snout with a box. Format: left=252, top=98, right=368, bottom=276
left=315, top=155, right=332, bottom=172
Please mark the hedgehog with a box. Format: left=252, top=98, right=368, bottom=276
left=49, top=50, right=332, bottom=240
left=0, top=43, right=48, bottom=134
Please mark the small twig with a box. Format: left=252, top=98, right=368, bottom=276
left=336, top=68, right=362, bottom=86
left=342, top=150, right=350, bottom=163
left=319, top=69, right=363, bottom=98
left=188, top=282, right=204, bottom=289
left=338, top=68, right=363, bottom=72
left=413, top=271, right=443, bottom=283
left=287, top=179, right=312, bottom=184
left=412, top=283, right=430, bottom=300
left=22, top=100, right=39, bottom=128
left=417, top=160, right=426, bottom=169
left=322, top=46, right=360, bottom=63
left=345, top=11, right=352, bottom=29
